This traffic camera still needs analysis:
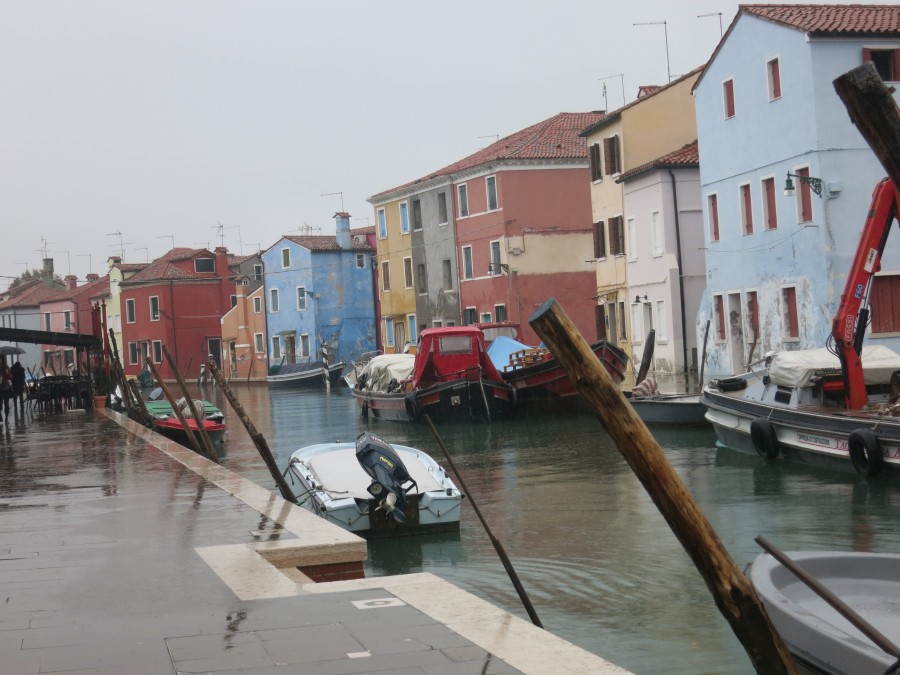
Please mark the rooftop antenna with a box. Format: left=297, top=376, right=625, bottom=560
left=698, top=12, right=724, bottom=38
left=293, top=222, right=322, bottom=236
left=598, top=73, right=626, bottom=109
left=107, top=230, right=132, bottom=259
left=634, top=20, right=671, bottom=82
left=321, top=191, right=344, bottom=212
left=37, top=236, right=52, bottom=260
left=242, top=242, right=261, bottom=254
left=157, top=234, right=175, bottom=251
left=77, top=253, right=92, bottom=275
left=478, top=134, right=500, bottom=147
left=133, top=247, right=149, bottom=262
left=214, top=221, right=242, bottom=251
left=354, top=217, right=370, bottom=227
left=55, top=250, right=71, bottom=276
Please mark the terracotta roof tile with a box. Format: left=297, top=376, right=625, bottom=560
left=743, top=4, right=900, bottom=35
left=282, top=235, right=373, bottom=252
left=370, top=112, right=606, bottom=201
left=123, top=259, right=206, bottom=283
left=115, top=262, right=149, bottom=273
left=0, top=283, right=66, bottom=309
left=617, top=141, right=700, bottom=182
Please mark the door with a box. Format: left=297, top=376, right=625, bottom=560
left=207, top=338, right=222, bottom=368
left=284, top=334, right=296, bottom=364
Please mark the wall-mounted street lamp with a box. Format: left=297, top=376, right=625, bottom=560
left=634, top=293, right=648, bottom=303
left=784, top=172, right=824, bottom=198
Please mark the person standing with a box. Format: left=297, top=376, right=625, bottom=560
left=11, top=360, right=26, bottom=415
left=0, top=356, right=11, bottom=423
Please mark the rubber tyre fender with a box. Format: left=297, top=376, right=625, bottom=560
left=714, top=377, right=747, bottom=392
left=848, top=429, right=885, bottom=477
left=404, top=393, right=421, bottom=422
left=750, top=418, right=780, bottom=459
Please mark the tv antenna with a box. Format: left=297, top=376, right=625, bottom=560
left=55, top=250, right=71, bottom=276
left=634, top=20, right=671, bottom=82
left=598, top=73, right=626, bottom=110
left=321, top=191, right=344, bottom=212
left=698, top=12, right=723, bottom=38
left=157, top=235, right=175, bottom=251
left=77, top=253, right=92, bottom=275
left=107, top=230, right=133, bottom=259
left=213, top=221, right=242, bottom=251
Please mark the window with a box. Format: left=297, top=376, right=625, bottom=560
left=126, top=299, right=136, bottom=324
left=630, top=302, right=642, bottom=344
left=762, top=177, right=778, bottom=230
left=593, top=220, right=606, bottom=259
left=462, top=246, right=473, bottom=280
left=400, top=201, right=410, bottom=234
left=254, top=333, right=264, bottom=353
left=271, top=336, right=282, bottom=360
left=871, top=275, right=900, bottom=333
left=253, top=264, right=263, bottom=281
left=626, top=216, right=637, bottom=262
left=655, top=301, right=667, bottom=341
left=863, top=47, right=900, bottom=82
left=417, top=264, right=427, bottom=294
left=442, top=259, right=453, bottom=290
left=767, top=57, right=781, bottom=100
left=740, top=184, right=753, bottom=235
left=269, top=288, right=279, bottom=312
left=194, top=258, right=215, bottom=273
left=489, top=240, right=501, bottom=274
left=708, top=194, right=720, bottom=242
left=385, top=318, right=394, bottom=348
left=296, top=287, right=306, bottom=311
left=150, top=296, right=160, bottom=321
left=589, top=143, right=602, bottom=182
left=152, top=340, right=162, bottom=363
left=412, top=199, right=422, bottom=231
left=464, top=307, right=477, bottom=325
left=381, top=261, right=391, bottom=291
left=480, top=312, right=492, bottom=323
left=495, top=305, right=507, bottom=322
left=795, top=166, right=814, bottom=223
left=747, top=291, right=760, bottom=343
left=356, top=254, right=366, bottom=269
left=723, top=79, right=735, bottom=118
left=782, top=286, right=799, bottom=339
left=403, top=257, right=413, bottom=288
left=300, top=334, right=310, bottom=358
left=618, top=301, right=626, bottom=341
left=64, top=311, right=72, bottom=330
left=650, top=210, right=663, bottom=256
left=595, top=304, right=607, bottom=340
left=253, top=296, right=262, bottom=313
left=378, top=208, right=387, bottom=239
left=408, top=315, right=417, bottom=343
left=128, top=342, right=139, bottom=365
left=486, top=175, right=498, bottom=211
left=603, top=135, right=621, bottom=175
left=281, top=248, right=291, bottom=269
left=457, top=184, right=469, bottom=217
left=714, top=295, right=726, bottom=341
left=438, top=192, right=448, bottom=224
left=609, top=216, right=625, bottom=256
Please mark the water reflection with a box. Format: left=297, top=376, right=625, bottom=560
left=197, top=382, right=900, bottom=675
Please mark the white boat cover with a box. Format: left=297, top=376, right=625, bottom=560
left=357, top=353, right=415, bottom=392
left=769, top=345, right=900, bottom=388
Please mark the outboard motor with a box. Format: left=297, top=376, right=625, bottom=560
left=355, top=432, right=417, bottom=523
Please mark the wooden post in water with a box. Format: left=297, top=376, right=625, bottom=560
left=636, top=328, right=655, bottom=385
left=699, top=319, right=710, bottom=392
left=144, top=357, right=204, bottom=457
left=206, top=359, right=296, bottom=502
left=161, top=345, right=219, bottom=463
left=529, top=299, right=796, bottom=675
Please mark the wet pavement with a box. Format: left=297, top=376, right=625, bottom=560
left=0, top=408, right=629, bottom=674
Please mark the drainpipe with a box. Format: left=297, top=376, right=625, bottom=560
left=669, top=169, right=689, bottom=385
left=169, top=281, right=179, bottom=378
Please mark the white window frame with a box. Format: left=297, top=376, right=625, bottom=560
left=300, top=333, right=310, bottom=358
left=253, top=296, right=262, bottom=314
left=442, top=259, right=453, bottom=291
left=385, top=318, right=395, bottom=348
left=761, top=175, right=778, bottom=230
left=400, top=201, right=410, bottom=235
left=655, top=300, right=667, bottom=342
left=64, top=310, right=72, bottom=330
left=494, top=304, right=507, bottom=322
left=377, top=208, right=387, bottom=239
left=408, top=314, right=417, bottom=344
left=125, top=299, right=135, bottom=324
left=271, top=335, right=282, bottom=360
left=296, top=286, right=307, bottom=311
left=356, top=254, right=366, bottom=269
left=630, top=301, right=642, bottom=344
left=149, top=295, right=160, bottom=322
left=457, top=183, right=469, bottom=218
left=382, top=260, right=391, bottom=292
left=152, top=340, right=162, bottom=363
left=462, top=246, right=473, bottom=280
left=707, top=192, right=720, bottom=242
left=650, top=210, right=663, bottom=257
left=626, top=216, right=637, bottom=262
left=254, top=333, right=264, bottom=353
left=489, top=240, right=501, bottom=275
left=766, top=56, right=781, bottom=102
left=281, top=248, right=291, bottom=269
left=269, top=288, right=279, bottom=313
left=128, top=342, right=139, bottom=365
left=486, top=175, right=498, bottom=211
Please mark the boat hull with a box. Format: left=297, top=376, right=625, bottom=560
left=751, top=551, right=900, bottom=674
left=629, top=394, right=707, bottom=425
left=267, top=362, right=345, bottom=387
left=154, top=418, right=226, bottom=446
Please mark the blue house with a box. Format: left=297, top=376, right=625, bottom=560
left=261, top=213, right=376, bottom=370
left=693, top=4, right=900, bottom=378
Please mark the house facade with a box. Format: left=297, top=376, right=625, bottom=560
left=105, top=257, right=148, bottom=360
left=39, top=274, right=108, bottom=374
left=581, top=68, right=702, bottom=387
left=220, top=283, right=267, bottom=381
left=0, top=269, right=65, bottom=373
left=261, top=213, right=376, bottom=368
left=618, top=142, right=706, bottom=388
left=694, top=4, right=900, bottom=378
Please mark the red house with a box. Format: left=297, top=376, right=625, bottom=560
left=118, top=247, right=247, bottom=380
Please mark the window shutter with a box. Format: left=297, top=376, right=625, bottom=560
left=590, top=144, right=602, bottom=181
left=593, top=221, right=606, bottom=258
left=595, top=304, right=607, bottom=341
left=770, top=59, right=781, bottom=99
left=891, top=49, right=900, bottom=81
left=603, top=138, right=614, bottom=176
left=723, top=80, right=735, bottom=118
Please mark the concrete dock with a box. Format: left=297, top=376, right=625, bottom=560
left=0, top=408, right=630, bottom=674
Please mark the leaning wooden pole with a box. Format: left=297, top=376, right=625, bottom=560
left=529, top=299, right=796, bottom=675
left=162, top=345, right=219, bottom=463
left=144, top=357, right=204, bottom=457
left=206, top=359, right=296, bottom=502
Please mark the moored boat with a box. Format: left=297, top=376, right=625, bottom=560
left=350, top=326, right=514, bottom=422
left=750, top=550, right=900, bottom=674
left=266, top=361, right=345, bottom=387
left=287, top=432, right=463, bottom=536
left=629, top=393, right=707, bottom=424
left=142, top=398, right=227, bottom=445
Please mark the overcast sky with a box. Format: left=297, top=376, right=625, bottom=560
left=1, top=0, right=746, bottom=290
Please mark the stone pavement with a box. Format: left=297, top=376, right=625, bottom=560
left=0, top=408, right=630, bottom=674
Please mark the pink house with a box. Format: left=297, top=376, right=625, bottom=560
left=39, top=274, right=108, bottom=374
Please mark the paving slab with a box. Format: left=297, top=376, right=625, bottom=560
left=0, top=408, right=630, bottom=674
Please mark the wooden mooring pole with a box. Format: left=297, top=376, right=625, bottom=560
left=205, top=359, right=296, bottom=502
left=144, top=357, right=205, bottom=457
left=529, top=299, right=796, bottom=674
left=161, top=346, right=219, bottom=463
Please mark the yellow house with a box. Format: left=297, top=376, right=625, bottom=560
left=370, top=196, right=418, bottom=352
left=580, top=66, right=702, bottom=387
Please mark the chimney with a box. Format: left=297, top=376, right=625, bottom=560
left=214, top=246, right=229, bottom=279
left=42, top=258, right=54, bottom=279
left=86, top=273, right=100, bottom=282
left=64, top=275, right=78, bottom=291
left=335, top=212, right=351, bottom=251
left=107, top=256, right=121, bottom=269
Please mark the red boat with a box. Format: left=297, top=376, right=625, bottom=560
left=153, top=417, right=226, bottom=446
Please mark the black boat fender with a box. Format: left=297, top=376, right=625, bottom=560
left=750, top=418, right=780, bottom=459
left=712, top=377, right=748, bottom=392
left=848, top=429, right=885, bottom=477
left=404, top=393, right=421, bottom=421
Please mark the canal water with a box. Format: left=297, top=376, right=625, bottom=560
left=197, top=383, right=900, bottom=675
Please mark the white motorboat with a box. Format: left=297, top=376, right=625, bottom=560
left=287, top=432, right=463, bottom=536
left=751, top=550, right=900, bottom=674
